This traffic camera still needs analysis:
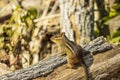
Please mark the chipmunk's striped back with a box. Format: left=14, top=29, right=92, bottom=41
left=51, top=32, right=89, bottom=80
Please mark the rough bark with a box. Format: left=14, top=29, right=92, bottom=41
left=0, top=54, right=66, bottom=80
left=83, top=36, right=113, bottom=55
left=90, top=45, right=120, bottom=80
left=59, top=0, right=94, bottom=45
left=0, top=36, right=114, bottom=80
left=36, top=46, right=120, bottom=80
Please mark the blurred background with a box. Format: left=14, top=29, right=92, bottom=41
left=0, top=0, right=119, bottom=73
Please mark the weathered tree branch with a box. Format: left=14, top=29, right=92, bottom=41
left=0, top=36, right=116, bottom=80
left=0, top=54, right=66, bottom=80
left=37, top=47, right=120, bottom=80
left=90, top=47, right=120, bottom=79
left=83, top=36, right=113, bottom=55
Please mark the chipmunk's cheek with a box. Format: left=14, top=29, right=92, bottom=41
left=50, top=37, right=54, bottom=41
left=52, top=40, right=57, bottom=43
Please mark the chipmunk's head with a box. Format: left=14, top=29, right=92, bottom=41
left=50, top=32, right=65, bottom=45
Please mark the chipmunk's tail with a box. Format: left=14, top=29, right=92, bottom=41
left=82, top=63, right=89, bottom=80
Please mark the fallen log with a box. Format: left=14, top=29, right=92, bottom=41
left=0, top=36, right=118, bottom=80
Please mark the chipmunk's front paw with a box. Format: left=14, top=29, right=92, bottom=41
left=66, top=64, right=74, bottom=69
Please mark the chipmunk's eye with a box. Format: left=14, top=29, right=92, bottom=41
left=55, top=34, right=61, bottom=38
left=52, top=34, right=62, bottom=40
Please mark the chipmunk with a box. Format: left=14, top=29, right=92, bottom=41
left=50, top=32, right=89, bottom=80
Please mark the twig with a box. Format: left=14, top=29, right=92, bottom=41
left=34, top=14, right=60, bottom=22
left=49, top=0, right=59, bottom=15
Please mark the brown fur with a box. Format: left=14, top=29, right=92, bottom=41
left=51, top=32, right=89, bottom=80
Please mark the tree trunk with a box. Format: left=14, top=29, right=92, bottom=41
left=59, top=0, right=94, bottom=45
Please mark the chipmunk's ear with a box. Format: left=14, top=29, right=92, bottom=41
left=61, top=32, right=65, bottom=36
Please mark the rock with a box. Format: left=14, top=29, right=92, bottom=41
left=107, top=16, right=120, bottom=37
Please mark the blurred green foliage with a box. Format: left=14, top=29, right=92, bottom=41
left=0, top=6, right=38, bottom=54
left=94, top=29, right=100, bottom=38
left=21, top=7, right=38, bottom=27
left=98, top=4, right=120, bottom=43
left=101, top=4, right=120, bottom=23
